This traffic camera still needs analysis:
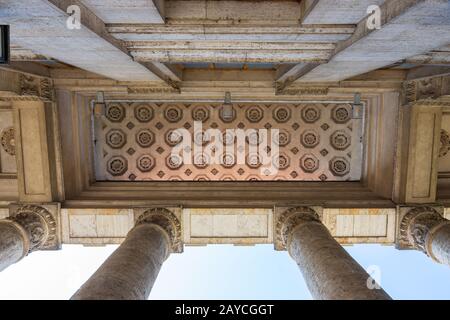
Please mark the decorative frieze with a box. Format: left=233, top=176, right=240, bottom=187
left=403, top=75, right=450, bottom=105
left=275, top=86, right=329, bottom=96
left=127, top=87, right=180, bottom=95
left=440, top=129, right=450, bottom=158
left=19, top=75, right=53, bottom=101
left=0, top=127, right=15, bottom=156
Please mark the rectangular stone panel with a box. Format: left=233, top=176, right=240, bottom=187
left=323, top=208, right=395, bottom=244
left=64, top=209, right=133, bottom=239
left=184, top=208, right=272, bottom=245
left=13, top=101, right=52, bottom=202
left=405, top=105, right=442, bottom=203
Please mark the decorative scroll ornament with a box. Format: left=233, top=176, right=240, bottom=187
left=7, top=205, right=57, bottom=254
left=136, top=208, right=183, bottom=253
left=276, top=207, right=321, bottom=250
left=399, top=207, right=447, bottom=255
left=440, top=129, right=450, bottom=158
left=0, top=127, right=15, bottom=156
left=19, top=75, right=53, bottom=101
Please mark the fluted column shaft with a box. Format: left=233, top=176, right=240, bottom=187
left=71, top=223, right=170, bottom=300
left=71, top=208, right=182, bottom=300
left=401, top=207, right=450, bottom=265
left=278, top=207, right=391, bottom=300
left=0, top=220, right=29, bottom=272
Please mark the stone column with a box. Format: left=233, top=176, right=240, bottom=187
left=71, top=208, right=182, bottom=300
left=0, top=205, right=57, bottom=272
left=399, top=207, right=450, bottom=266
left=276, top=207, right=391, bottom=300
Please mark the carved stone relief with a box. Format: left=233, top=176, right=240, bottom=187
left=0, top=109, right=17, bottom=174
left=95, top=102, right=362, bottom=181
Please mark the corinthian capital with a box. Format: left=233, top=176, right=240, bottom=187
left=399, top=207, right=449, bottom=254
left=7, top=204, right=57, bottom=254
left=275, top=207, right=321, bottom=250
left=135, top=208, right=183, bottom=253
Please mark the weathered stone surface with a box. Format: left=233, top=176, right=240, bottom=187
left=0, top=221, right=27, bottom=272
left=280, top=208, right=391, bottom=300
left=0, top=0, right=161, bottom=81
left=297, top=0, right=450, bottom=82
left=431, top=223, right=450, bottom=266
left=400, top=207, right=450, bottom=265
left=71, top=223, right=170, bottom=300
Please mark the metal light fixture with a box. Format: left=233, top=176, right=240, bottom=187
left=352, top=92, right=363, bottom=119
left=220, top=91, right=235, bottom=122
left=93, top=91, right=106, bottom=117
left=0, top=25, right=10, bottom=64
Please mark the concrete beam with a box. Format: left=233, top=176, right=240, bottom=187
left=165, top=0, right=302, bottom=24
left=80, top=0, right=165, bottom=24
left=296, top=0, right=450, bottom=83
left=109, top=25, right=354, bottom=43
left=406, top=66, right=450, bottom=80
left=407, top=51, right=450, bottom=65
left=132, top=50, right=329, bottom=64
left=275, top=63, right=319, bottom=91
left=299, top=0, right=319, bottom=23
left=0, top=0, right=162, bottom=82
left=302, top=0, right=385, bottom=25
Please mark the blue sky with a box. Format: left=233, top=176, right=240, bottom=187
left=0, top=244, right=449, bottom=300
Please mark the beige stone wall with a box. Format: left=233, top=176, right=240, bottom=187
left=61, top=207, right=397, bottom=246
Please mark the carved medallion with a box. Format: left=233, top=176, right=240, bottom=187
left=137, top=155, right=155, bottom=172
left=106, top=129, right=126, bottom=149
left=331, top=104, right=351, bottom=124
left=134, top=104, right=154, bottom=123
left=164, top=105, right=183, bottom=123
left=273, top=106, right=291, bottom=123
left=300, top=130, right=320, bottom=148
left=221, top=152, right=236, bottom=168
left=274, top=129, right=290, bottom=147
left=106, top=103, right=126, bottom=122
left=107, top=156, right=128, bottom=176
left=165, top=129, right=183, bottom=146
left=246, top=131, right=262, bottom=146
left=193, top=153, right=209, bottom=169
left=275, top=153, right=290, bottom=170
left=245, top=106, right=264, bottom=123
left=300, top=154, right=319, bottom=173
left=301, top=105, right=321, bottom=123
left=440, top=129, right=450, bottom=157
left=0, top=127, right=15, bottom=156
left=192, top=105, right=210, bottom=122
left=166, top=154, right=183, bottom=170
left=329, top=157, right=350, bottom=176
left=246, top=153, right=261, bottom=168
left=222, top=131, right=235, bottom=145
left=136, top=129, right=155, bottom=148
left=330, top=130, right=351, bottom=151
